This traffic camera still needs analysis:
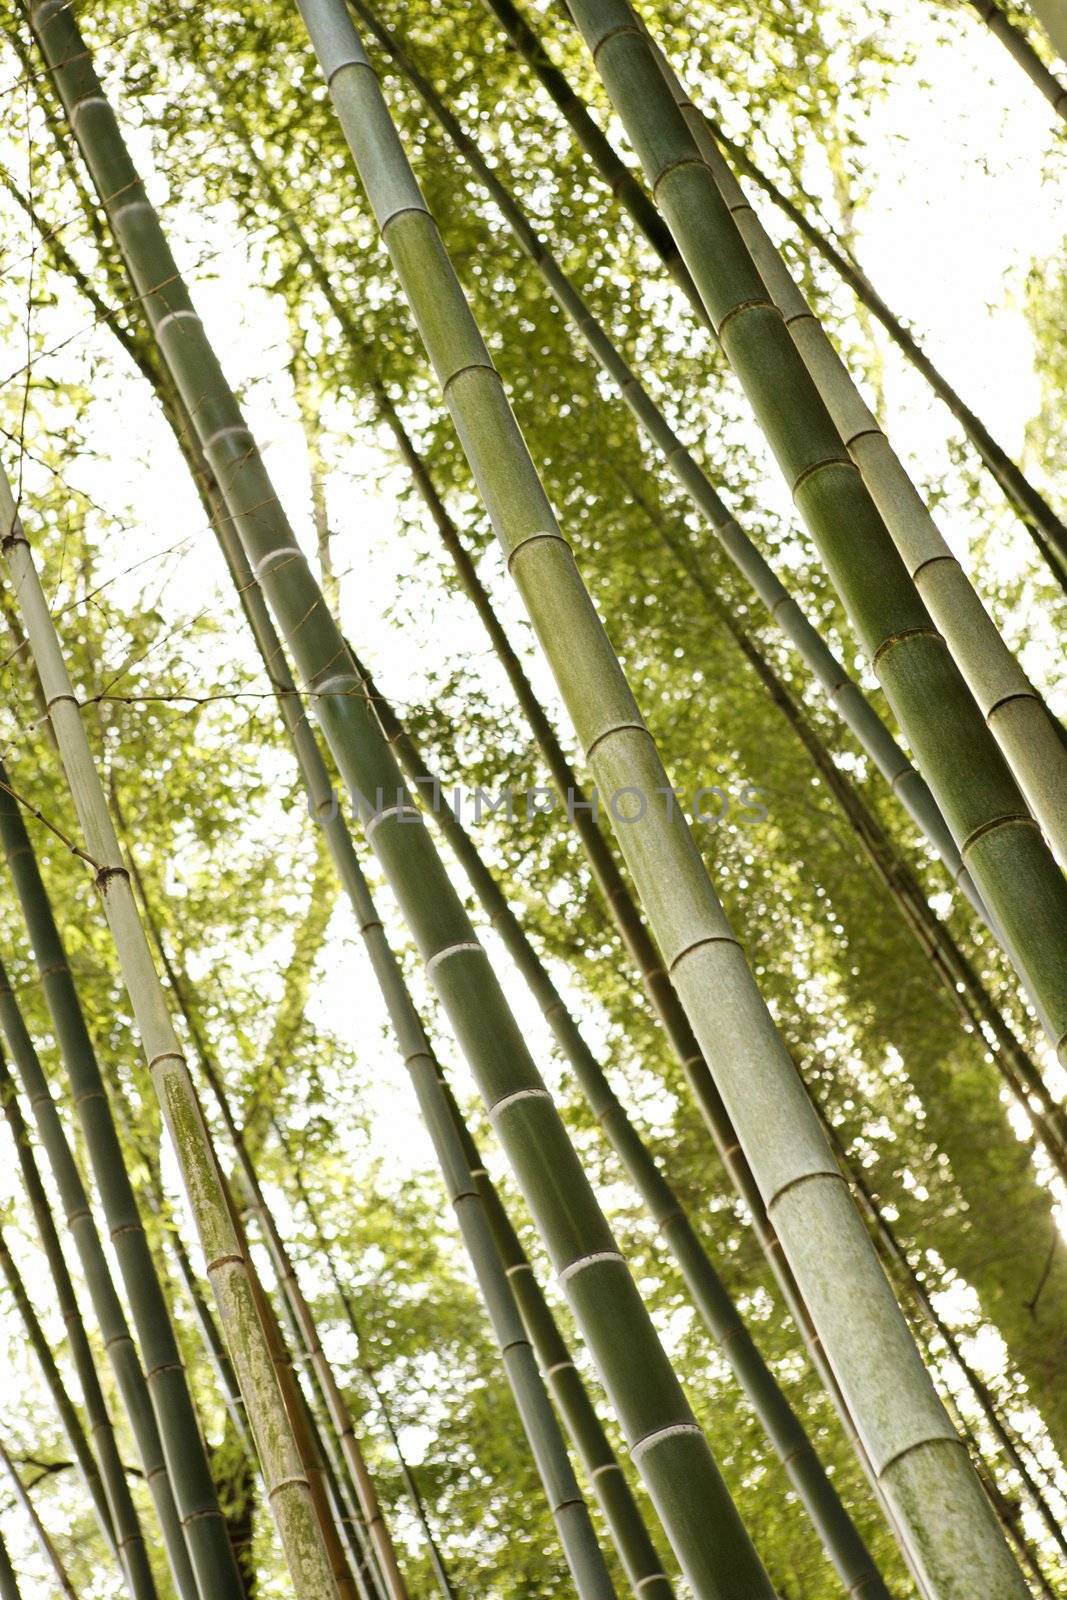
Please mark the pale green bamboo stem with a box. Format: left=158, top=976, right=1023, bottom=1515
left=0, top=1047, right=159, bottom=1600
left=967, top=0, right=1067, bottom=120
left=295, top=2, right=1031, bottom=1592
left=0, top=1220, right=117, bottom=1562
left=644, top=28, right=1067, bottom=874
left=0, top=1525, right=22, bottom=1600
left=0, top=886, right=198, bottom=1600
left=0, top=1440, right=77, bottom=1600
left=0, top=466, right=338, bottom=1600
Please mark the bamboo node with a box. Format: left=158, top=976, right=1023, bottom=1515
left=630, top=1422, right=703, bottom=1461
left=557, top=1250, right=625, bottom=1285
left=870, top=625, right=942, bottom=670
left=424, top=939, right=483, bottom=974
left=960, top=812, right=1040, bottom=857
left=667, top=932, right=740, bottom=976
left=487, top=1086, right=551, bottom=1122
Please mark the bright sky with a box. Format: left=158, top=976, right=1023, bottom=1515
left=1, top=0, right=1065, bottom=1592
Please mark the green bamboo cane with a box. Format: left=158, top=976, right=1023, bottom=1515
left=34, top=3, right=780, bottom=1591
left=0, top=877, right=198, bottom=1600
left=354, top=659, right=904, bottom=1598
left=560, top=0, right=1067, bottom=1021
left=0, top=1439, right=77, bottom=1600
left=0, top=1219, right=117, bottom=1563
left=483, top=0, right=1067, bottom=598
left=0, top=467, right=339, bottom=1600
left=640, top=27, right=1067, bottom=869
left=0, top=1525, right=23, bottom=1600
left=817, top=1111, right=1067, bottom=1566
left=0, top=1046, right=159, bottom=1600
left=127, top=904, right=412, bottom=1600
left=295, top=2, right=1036, bottom=1592
left=967, top=0, right=1067, bottom=121
left=341, top=0, right=1067, bottom=1153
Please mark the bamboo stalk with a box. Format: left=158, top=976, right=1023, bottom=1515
left=0, top=820, right=200, bottom=1600
left=293, top=1, right=1034, bottom=1591
left=0, top=1439, right=77, bottom=1600
left=127, top=891, right=412, bottom=1600
left=0, top=1044, right=159, bottom=1600
left=484, top=0, right=1067, bottom=596
left=0, top=463, right=339, bottom=1600
left=355, top=659, right=897, bottom=1596
left=640, top=27, right=1067, bottom=870
left=967, top=0, right=1067, bottom=121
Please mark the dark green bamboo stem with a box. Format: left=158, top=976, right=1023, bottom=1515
left=0, top=751, right=241, bottom=1600
left=278, top=1117, right=675, bottom=1600
left=0, top=831, right=198, bottom=1600
left=0, top=1219, right=117, bottom=1562
left=0, top=1524, right=23, bottom=1600
left=0, top=1046, right=159, bottom=1600
left=354, top=658, right=899, bottom=1598
left=563, top=0, right=1067, bottom=1035
left=0, top=1439, right=77, bottom=1600
left=485, top=0, right=1067, bottom=594
left=967, top=0, right=1067, bottom=122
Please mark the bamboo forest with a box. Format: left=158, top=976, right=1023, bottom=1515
left=1, top=0, right=1066, bottom=1594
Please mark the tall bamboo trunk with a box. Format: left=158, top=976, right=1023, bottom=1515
left=0, top=1045, right=159, bottom=1600
left=483, top=0, right=1067, bottom=595
left=642, top=29, right=1067, bottom=870
left=292, top=2, right=1033, bottom=1592
left=968, top=0, right=1067, bottom=121
left=280, top=1119, right=673, bottom=1600
left=0, top=1219, right=118, bottom=1563
left=0, top=798, right=200, bottom=1600
left=0, top=462, right=339, bottom=1600
left=0, top=1526, right=23, bottom=1600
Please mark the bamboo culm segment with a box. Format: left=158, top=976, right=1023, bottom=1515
left=967, top=0, right=1067, bottom=123
left=0, top=1044, right=159, bottom=1600
left=643, top=30, right=1067, bottom=873
left=0, top=478, right=337, bottom=1600
left=0, top=1439, right=77, bottom=1600
left=0, top=798, right=199, bottom=1600
left=298, top=1, right=1032, bottom=1594
left=563, top=0, right=1067, bottom=1052
left=361, top=661, right=891, bottom=1599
